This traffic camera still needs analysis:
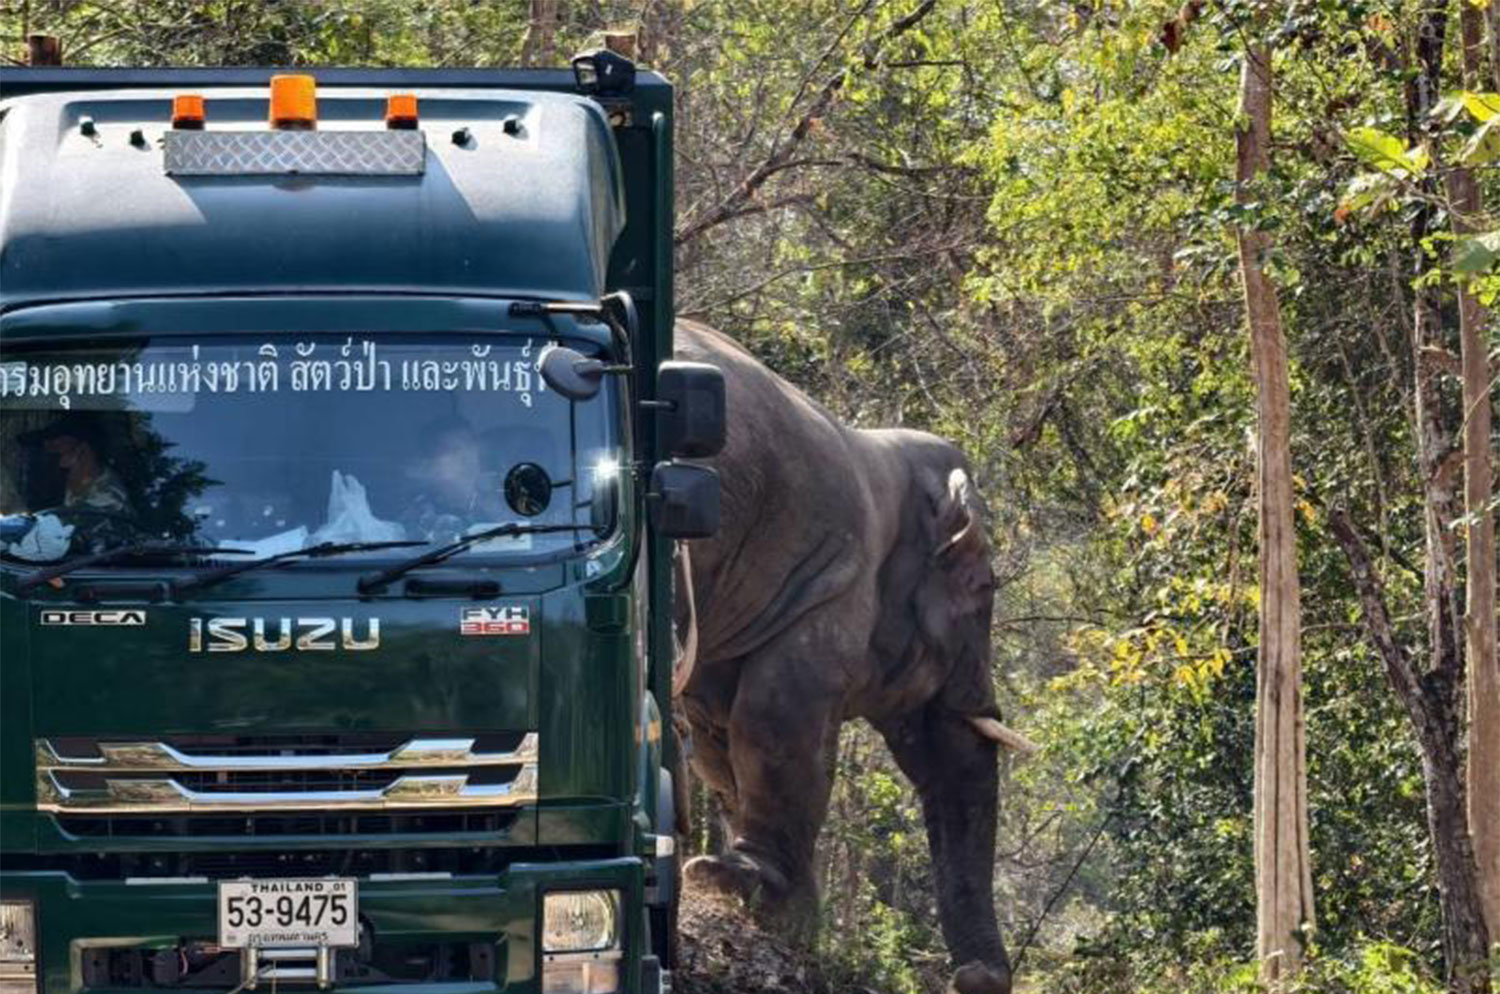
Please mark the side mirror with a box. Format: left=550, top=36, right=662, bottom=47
left=648, top=461, right=720, bottom=539
left=539, top=344, right=606, bottom=401
left=657, top=361, right=726, bottom=458
left=572, top=48, right=637, bottom=97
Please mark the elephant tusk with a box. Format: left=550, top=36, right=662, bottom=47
left=672, top=544, right=699, bottom=699
left=967, top=716, right=1040, bottom=756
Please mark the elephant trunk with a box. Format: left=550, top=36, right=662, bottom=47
left=918, top=712, right=1014, bottom=994
left=877, top=705, right=1014, bottom=993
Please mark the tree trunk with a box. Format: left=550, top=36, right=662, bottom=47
left=1391, top=11, right=1497, bottom=986
left=1455, top=2, right=1500, bottom=939
left=27, top=33, right=60, bottom=65
left=1461, top=205, right=1500, bottom=938
left=1488, top=0, right=1500, bottom=91
left=519, top=0, right=562, bottom=68
left=1330, top=512, right=1493, bottom=993
left=1234, top=40, right=1315, bottom=982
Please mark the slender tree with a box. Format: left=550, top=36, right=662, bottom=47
left=1331, top=510, right=1493, bottom=994
left=1329, top=8, right=1494, bottom=989
left=1463, top=2, right=1500, bottom=942
left=1234, top=37, right=1315, bottom=982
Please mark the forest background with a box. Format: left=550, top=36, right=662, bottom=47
left=4, top=2, right=1498, bottom=992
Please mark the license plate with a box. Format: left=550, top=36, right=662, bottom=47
left=218, top=878, right=358, bottom=948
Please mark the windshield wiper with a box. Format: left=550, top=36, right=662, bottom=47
left=172, top=540, right=427, bottom=596
left=15, top=544, right=254, bottom=594
left=358, top=522, right=595, bottom=594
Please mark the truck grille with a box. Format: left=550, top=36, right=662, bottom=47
left=35, top=733, right=538, bottom=814
left=81, top=938, right=497, bottom=989
left=52, top=807, right=522, bottom=841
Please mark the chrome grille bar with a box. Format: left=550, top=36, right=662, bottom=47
left=35, top=735, right=538, bottom=814
left=36, top=734, right=537, bottom=771
left=36, top=767, right=538, bottom=813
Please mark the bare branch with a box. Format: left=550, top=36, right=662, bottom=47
left=1327, top=508, right=1424, bottom=709
left=674, top=0, right=939, bottom=247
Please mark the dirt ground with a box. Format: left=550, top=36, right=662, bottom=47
left=675, top=886, right=835, bottom=994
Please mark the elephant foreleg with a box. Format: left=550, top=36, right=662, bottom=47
left=877, top=706, right=1013, bottom=994
left=684, top=655, right=841, bottom=920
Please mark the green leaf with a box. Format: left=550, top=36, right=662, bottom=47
left=1461, top=90, right=1500, bottom=123
left=1433, top=94, right=1468, bottom=125
left=1460, top=118, right=1500, bottom=166
left=1345, top=127, right=1406, bottom=168
left=1345, top=127, right=1428, bottom=176
left=1452, top=230, right=1500, bottom=275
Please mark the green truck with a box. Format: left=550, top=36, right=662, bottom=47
left=0, top=57, right=722, bottom=994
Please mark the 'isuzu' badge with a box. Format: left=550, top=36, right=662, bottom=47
left=189, top=617, right=381, bottom=652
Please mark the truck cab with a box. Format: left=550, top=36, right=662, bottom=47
left=0, top=62, right=712, bottom=994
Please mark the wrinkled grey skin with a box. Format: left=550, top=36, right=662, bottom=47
left=673, top=321, right=1012, bottom=994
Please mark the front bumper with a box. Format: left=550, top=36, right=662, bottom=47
left=0, top=858, right=648, bottom=994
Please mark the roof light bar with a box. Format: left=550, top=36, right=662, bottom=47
left=171, top=94, right=205, bottom=130
left=269, top=74, right=317, bottom=130
left=385, top=93, right=419, bottom=130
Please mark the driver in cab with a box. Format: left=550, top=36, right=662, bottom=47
left=402, top=417, right=501, bottom=542
left=4, top=415, right=132, bottom=558
left=35, top=415, right=129, bottom=516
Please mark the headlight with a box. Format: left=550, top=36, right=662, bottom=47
left=542, top=890, right=619, bottom=953
left=0, top=900, right=37, bottom=994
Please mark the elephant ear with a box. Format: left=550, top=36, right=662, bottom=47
left=931, top=469, right=992, bottom=601
left=916, top=467, right=997, bottom=714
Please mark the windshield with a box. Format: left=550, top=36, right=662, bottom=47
left=0, top=333, right=622, bottom=565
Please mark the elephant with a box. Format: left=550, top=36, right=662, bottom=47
left=671, top=320, right=1021, bottom=994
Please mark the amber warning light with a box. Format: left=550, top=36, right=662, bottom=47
left=269, top=74, right=317, bottom=130
left=171, top=94, right=205, bottom=130
left=385, top=94, right=419, bottom=130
